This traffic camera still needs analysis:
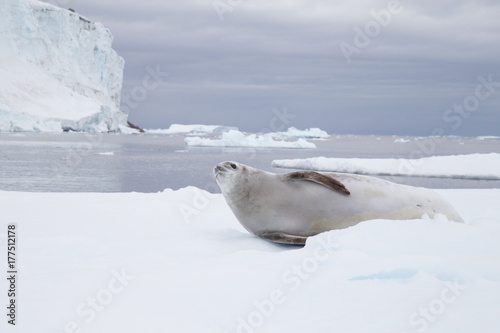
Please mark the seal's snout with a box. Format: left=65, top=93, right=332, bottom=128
left=214, top=161, right=239, bottom=179
left=213, top=164, right=225, bottom=177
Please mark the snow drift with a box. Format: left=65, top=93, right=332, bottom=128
left=1, top=187, right=499, bottom=332
left=0, top=0, right=132, bottom=133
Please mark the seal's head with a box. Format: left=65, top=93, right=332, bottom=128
left=214, top=161, right=270, bottom=232
left=213, top=161, right=245, bottom=193
left=213, top=161, right=266, bottom=199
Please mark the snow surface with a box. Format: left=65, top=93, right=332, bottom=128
left=0, top=0, right=131, bottom=133
left=1, top=187, right=499, bottom=332
left=147, top=124, right=238, bottom=134
left=185, top=129, right=317, bottom=149
left=272, top=153, right=500, bottom=180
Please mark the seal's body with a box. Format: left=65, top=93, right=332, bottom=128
left=214, top=161, right=464, bottom=245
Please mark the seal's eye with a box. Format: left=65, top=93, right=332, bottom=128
left=230, top=163, right=237, bottom=169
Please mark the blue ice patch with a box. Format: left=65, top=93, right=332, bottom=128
left=350, top=269, right=417, bottom=281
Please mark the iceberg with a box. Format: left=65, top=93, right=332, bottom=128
left=148, top=125, right=330, bottom=138
left=394, top=138, right=411, bottom=143
left=271, top=127, right=330, bottom=139
left=185, top=129, right=317, bottom=149
left=61, top=106, right=137, bottom=133
left=272, top=153, right=500, bottom=180
left=0, top=0, right=134, bottom=133
left=147, top=124, right=238, bottom=134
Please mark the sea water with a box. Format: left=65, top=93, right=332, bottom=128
left=0, top=132, right=499, bottom=193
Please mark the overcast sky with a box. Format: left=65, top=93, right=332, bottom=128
left=46, top=0, right=499, bottom=135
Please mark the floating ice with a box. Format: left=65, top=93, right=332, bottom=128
left=272, top=153, right=500, bottom=179
left=394, top=138, right=411, bottom=143
left=185, top=129, right=317, bottom=149
left=271, top=127, right=330, bottom=139
left=147, top=125, right=329, bottom=140
left=147, top=124, right=238, bottom=134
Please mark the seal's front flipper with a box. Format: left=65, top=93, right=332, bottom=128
left=284, top=171, right=350, bottom=196
left=258, top=231, right=308, bottom=245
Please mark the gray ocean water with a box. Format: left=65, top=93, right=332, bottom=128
left=0, top=132, right=499, bottom=193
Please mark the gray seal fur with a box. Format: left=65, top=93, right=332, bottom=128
left=214, top=161, right=464, bottom=245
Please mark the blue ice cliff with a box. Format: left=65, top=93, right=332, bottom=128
left=0, top=0, right=136, bottom=133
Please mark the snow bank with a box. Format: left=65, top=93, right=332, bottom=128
left=0, top=0, right=132, bottom=133
left=272, top=153, right=500, bottom=180
left=147, top=124, right=238, bottom=134
left=271, top=127, right=329, bottom=139
left=185, top=129, right=317, bottom=149
left=1, top=188, right=499, bottom=332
